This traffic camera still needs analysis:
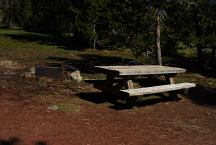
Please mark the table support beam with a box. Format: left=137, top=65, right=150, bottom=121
left=124, top=77, right=134, bottom=89
left=165, top=74, right=176, bottom=84
left=105, top=75, right=115, bottom=87
left=126, top=80, right=134, bottom=89
left=165, top=74, right=178, bottom=100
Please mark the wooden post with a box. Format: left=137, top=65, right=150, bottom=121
left=124, top=77, right=134, bottom=89
left=184, top=88, right=189, bottom=95
left=169, top=77, right=175, bottom=84
left=124, top=77, right=136, bottom=107
left=126, top=80, right=134, bottom=89
left=165, top=74, right=175, bottom=84
left=166, top=74, right=178, bottom=101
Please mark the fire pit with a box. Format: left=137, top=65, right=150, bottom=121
left=22, top=63, right=83, bottom=82
left=35, top=63, right=64, bottom=79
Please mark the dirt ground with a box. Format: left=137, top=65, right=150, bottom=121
left=0, top=67, right=216, bottom=145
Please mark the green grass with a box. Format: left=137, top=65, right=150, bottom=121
left=0, top=29, right=79, bottom=65
left=0, top=28, right=215, bottom=89
left=56, top=103, right=80, bottom=113
left=177, top=48, right=197, bottom=58
left=0, top=29, right=134, bottom=66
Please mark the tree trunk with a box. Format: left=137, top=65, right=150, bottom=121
left=156, top=11, right=162, bottom=66
left=93, top=22, right=96, bottom=50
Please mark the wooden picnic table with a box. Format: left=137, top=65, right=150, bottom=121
left=94, top=65, right=195, bottom=99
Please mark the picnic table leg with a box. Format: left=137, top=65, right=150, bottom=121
left=184, top=88, right=189, bottom=95
left=125, top=79, right=134, bottom=89
left=105, top=75, right=115, bottom=87
left=166, top=75, right=189, bottom=95
left=165, top=74, right=175, bottom=84
left=103, top=75, right=119, bottom=101
left=123, top=77, right=137, bottom=107
left=165, top=74, right=178, bottom=101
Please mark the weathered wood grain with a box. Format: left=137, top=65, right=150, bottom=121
left=165, top=74, right=176, bottom=84
left=121, top=83, right=196, bottom=97
left=94, top=65, right=186, bottom=76
left=125, top=79, right=134, bottom=89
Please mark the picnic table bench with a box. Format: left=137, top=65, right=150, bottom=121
left=94, top=65, right=196, bottom=101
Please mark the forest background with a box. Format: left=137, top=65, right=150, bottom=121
left=0, top=0, right=215, bottom=67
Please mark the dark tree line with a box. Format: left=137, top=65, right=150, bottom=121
left=0, top=0, right=215, bottom=66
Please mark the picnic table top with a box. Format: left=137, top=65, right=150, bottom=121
left=94, top=65, right=186, bottom=76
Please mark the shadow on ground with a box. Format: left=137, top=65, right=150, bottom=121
left=78, top=85, right=216, bottom=109
left=0, top=137, right=48, bottom=145
left=78, top=78, right=216, bottom=109
left=0, top=137, right=20, bottom=145
left=35, top=141, right=48, bottom=145
left=165, top=53, right=216, bottom=79
left=77, top=91, right=179, bottom=110
left=1, top=32, right=89, bottom=50
left=188, top=85, right=216, bottom=106
left=48, top=54, right=135, bottom=74
left=77, top=78, right=180, bottom=110
left=2, top=33, right=56, bottom=46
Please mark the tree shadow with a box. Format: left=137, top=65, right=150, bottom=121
left=2, top=33, right=56, bottom=46
left=48, top=54, right=135, bottom=74
left=187, top=85, right=216, bottom=106
left=165, top=53, right=216, bottom=78
left=1, top=32, right=89, bottom=50
left=35, top=141, right=48, bottom=145
left=77, top=91, right=179, bottom=110
left=0, top=137, right=20, bottom=145
left=0, top=137, right=48, bottom=145
left=168, top=54, right=216, bottom=106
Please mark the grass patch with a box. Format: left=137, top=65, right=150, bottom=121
left=0, top=29, right=134, bottom=67
left=56, top=103, right=80, bottom=113
left=0, top=29, right=79, bottom=65
left=177, top=48, right=197, bottom=58
left=0, top=28, right=215, bottom=89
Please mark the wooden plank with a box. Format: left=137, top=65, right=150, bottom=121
left=121, top=83, right=196, bottom=97
left=94, top=65, right=186, bottom=76
left=94, top=66, right=119, bottom=76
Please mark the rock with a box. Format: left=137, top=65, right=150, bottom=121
left=21, top=67, right=36, bottom=79
left=48, top=105, right=58, bottom=111
left=63, top=64, right=83, bottom=82
left=22, top=72, right=31, bottom=78
left=21, top=72, right=35, bottom=79
left=29, top=67, right=35, bottom=75
left=65, top=70, right=83, bottom=83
